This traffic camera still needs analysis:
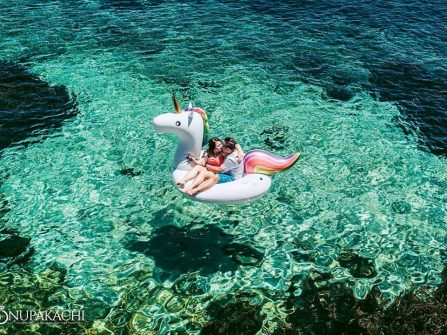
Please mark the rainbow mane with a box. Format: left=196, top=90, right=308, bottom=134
left=244, top=149, right=300, bottom=175
left=187, top=105, right=209, bottom=147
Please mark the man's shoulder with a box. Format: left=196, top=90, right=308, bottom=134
left=225, top=153, right=238, bottom=162
left=221, top=153, right=238, bottom=170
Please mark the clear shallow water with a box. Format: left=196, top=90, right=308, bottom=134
left=0, top=0, right=446, bottom=333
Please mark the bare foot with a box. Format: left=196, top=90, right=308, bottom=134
left=186, top=189, right=196, bottom=196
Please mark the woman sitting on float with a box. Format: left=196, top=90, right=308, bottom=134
left=177, top=137, right=244, bottom=195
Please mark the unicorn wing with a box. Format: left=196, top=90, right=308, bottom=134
left=243, top=149, right=300, bottom=175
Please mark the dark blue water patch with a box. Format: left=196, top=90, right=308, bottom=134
left=123, top=225, right=264, bottom=276
left=366, top=61, right=447, bottom=156
left=99, top=0, right=145, bottom=11
left=292, top=52, right=447, bottom=157
left=98, top=0, right=164, bottom=12
left=140, top=45, right=166, bottom=60
left=0, top=60, right=78, bottom=151
left=246, top=0, right=447, bottom=33
left=241, top=0, right=447, bottom=156
left=95, top=25, right=134, bottom=47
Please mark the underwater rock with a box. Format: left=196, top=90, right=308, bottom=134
left=280, top=270, right=382, bottom=335
left=172, top=273, right=207, bottom=296
left=279, top=267, right=447, bottom=335
left=119, top=167, right=142, bottom=177
left=0, top=60, right=78, bottom=151
left=338, top=250, right=377, bottom=278
left=358, top=269, right=447, bottom=334
left=0, top=235, right=30, bottom=257
left=0, top=263, right=92, bottom=334
left=123, top=225, right=238, bottom=276
left=80, top=299, right=111, bottom=321
left=0, top=229, right=34, bottom=267
left=325, top=85, right=354, bottom=101
left=201, top=295, right=264, bottom=335
left=223, top=242, right=264, bottom=266
left=397, top=269, right=447, bottom=334
left=291, top=250, right=315, bottom=263
left=260, top=125, right=290, bottom=150
left=365, top=292, right=447, bottom=335
left=10, top=247, right=35, bottom=267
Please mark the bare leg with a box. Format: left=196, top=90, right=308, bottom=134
left=177, top=165, right=206, bottom=188
left=188, top=169, right=211, bottom=190
left=187, top=173, right=219, bottom=196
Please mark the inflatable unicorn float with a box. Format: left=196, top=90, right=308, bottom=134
left=152, top=96, right=300, bottom=204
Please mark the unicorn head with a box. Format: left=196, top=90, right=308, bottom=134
left=153, top=95, right=209, bottom=169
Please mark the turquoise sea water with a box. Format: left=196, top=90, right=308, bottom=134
left=1, top=0, right=447, bottom=333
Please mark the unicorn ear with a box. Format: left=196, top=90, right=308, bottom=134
left=173, top=94, right=182, bottom=114
left=187, top=111, right=194, bottom=127
left=188, top=102, right=193, bottom=109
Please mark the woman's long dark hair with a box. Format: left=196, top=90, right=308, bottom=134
left=207, top=137, right=222, bottom=157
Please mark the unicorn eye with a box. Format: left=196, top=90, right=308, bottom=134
left=175, top=121, right=181, bottom=126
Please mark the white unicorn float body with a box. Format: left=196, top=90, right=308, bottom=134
left=153, top=98, right=300, bottom=204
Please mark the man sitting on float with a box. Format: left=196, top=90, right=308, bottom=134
left=180, top=141, right=244, bottom=196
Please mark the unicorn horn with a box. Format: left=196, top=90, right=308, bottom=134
left=173, top=94, right=182, bottom=114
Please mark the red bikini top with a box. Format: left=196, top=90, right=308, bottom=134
left=205, top=154, right=225, bottom=167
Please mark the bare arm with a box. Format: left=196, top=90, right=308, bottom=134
left=188, top=153, right=205, bottom=166
left=191, top=157, right=204, bottom=166
left=235, top=144, right=244, bottom=162
left=205, top=164, right=224, bottom=173
left=235, top=143, right=244, bottom=156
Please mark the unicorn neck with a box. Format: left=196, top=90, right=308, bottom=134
left=173, top=132, right=202, bottom=169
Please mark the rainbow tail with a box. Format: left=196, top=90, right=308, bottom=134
left=243, top=149, right=301, bottom=176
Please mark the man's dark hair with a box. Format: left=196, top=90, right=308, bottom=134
left=224, top=137, right=236, bottom=145
left=223, top=142, right=235, bottom=151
